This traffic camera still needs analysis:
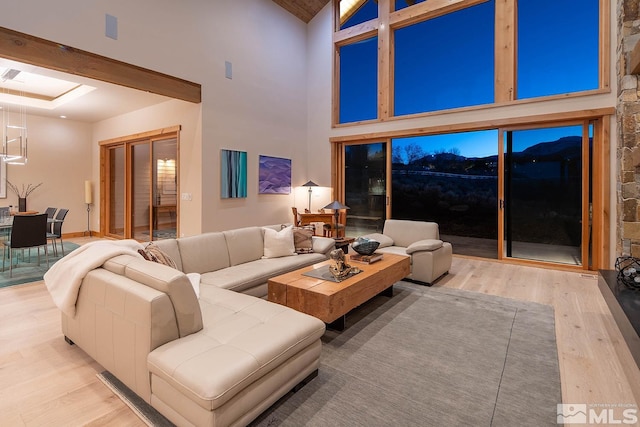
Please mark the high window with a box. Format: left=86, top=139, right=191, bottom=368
left=339, top=37, right=378, bottom=123
left=394, top=1, right=495, bottom=115
left=335, top=0, right=604, bottom=124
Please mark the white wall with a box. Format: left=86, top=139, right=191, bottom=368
left=200, top=1, right=310, bottom=231
left=3, top=114, right=92, bottom=233
left=0, top=0, right=311, bottom=235
left=306, top=4, right=335, bottom=211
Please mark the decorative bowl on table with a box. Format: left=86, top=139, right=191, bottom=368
left=351, top=237, right=380, bottom=256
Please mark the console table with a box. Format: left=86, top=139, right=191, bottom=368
left=152, top=204, right=176, bottom=229
left=598, top=270, right=640, bottom=368
left=299, top=212, right=333, bottom=226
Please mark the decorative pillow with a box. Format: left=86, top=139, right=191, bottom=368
left=293, top=227, right=314, bottom=254
left=138, top=242, right=178, bottom=269
left=361, top=233, right=394, bottom=248
left=262, top=226, right=296, bottom=258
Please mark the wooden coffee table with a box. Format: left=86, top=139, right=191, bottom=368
left=268, top=253, right=410, bottom=330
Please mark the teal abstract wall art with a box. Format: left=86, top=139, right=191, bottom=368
left=221, top=149, right=247, bottom=198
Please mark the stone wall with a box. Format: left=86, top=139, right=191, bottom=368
left=618, top=0, right=640, bottom=256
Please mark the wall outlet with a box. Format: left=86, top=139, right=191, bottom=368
left=181, top=193, right=192, bottom=201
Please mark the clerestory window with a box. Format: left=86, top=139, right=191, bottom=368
left=335, top=0, right=603, bottom=124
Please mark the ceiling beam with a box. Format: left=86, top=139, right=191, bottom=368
left=0, top=26, right=201, bottom=104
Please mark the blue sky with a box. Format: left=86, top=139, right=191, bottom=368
left=393, top=125, right=589, bottom=161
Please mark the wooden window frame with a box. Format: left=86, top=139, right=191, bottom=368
left=332, top=0, right=610, bottom=127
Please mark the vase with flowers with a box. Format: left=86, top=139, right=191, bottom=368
left=7, top=181, right=43, bottom=212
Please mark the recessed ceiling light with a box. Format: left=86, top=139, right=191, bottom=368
left=59, top=115, right=66, bottom=119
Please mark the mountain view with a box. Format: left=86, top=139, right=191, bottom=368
left=390, top=136, right=586, bottom=245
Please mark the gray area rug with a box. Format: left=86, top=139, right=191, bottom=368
left=97, top=283, right=561, bottom=426
left=251, top=282, right=561, bottom=426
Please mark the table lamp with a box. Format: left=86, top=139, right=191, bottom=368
left=302, top=180, right=318, bottom=212
left=323, top=200, right=349, bottom=237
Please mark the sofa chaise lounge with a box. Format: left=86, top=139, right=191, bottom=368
left=46, top=225, right=335, bottom=426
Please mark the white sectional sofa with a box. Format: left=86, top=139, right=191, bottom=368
left=150, top=224, right=334, bottom=297
left=360, top=219, right=452, bottom=284
left=49, top=225, right=335, bottom=426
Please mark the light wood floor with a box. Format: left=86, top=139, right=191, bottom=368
left=1, top=237, right=638, bottom=426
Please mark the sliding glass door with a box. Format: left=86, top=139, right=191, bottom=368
left=337, top=120, right=602, bottom=269
left=131, top=142, right=151, bottom=241
left=391, top=131, right=499, bottom=258
left=502, top=125, right=590, bottom=266
left=152, top=138, right=178, bottom=239
left=344, top=143, right=387, bottom=236
left=101, top=127, right=179, bottom=241
left=106, top=146, right=125, bottom=238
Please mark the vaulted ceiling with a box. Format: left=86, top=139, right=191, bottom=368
left=272, top=0, right=330, bottom=23
left=0, top=2, right=330, bottom=122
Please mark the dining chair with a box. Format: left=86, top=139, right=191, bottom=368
left=44, top=207, right=57, bottom=233
left=0, top=207, right=10, bottom=239
left=291, top=207, right=300, bottom=226
left=2, top=213, right=49, bottom=277
left=47, top=208, right=69, bottom=257
left=44, top=207, right=57, bottom=219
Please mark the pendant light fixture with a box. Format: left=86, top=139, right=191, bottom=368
left=1, top=68, right=28, bottom=165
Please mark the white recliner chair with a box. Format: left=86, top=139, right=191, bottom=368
left=361, top=219, right=453, bottom=284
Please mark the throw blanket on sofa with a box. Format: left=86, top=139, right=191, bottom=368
left=44, top=239, right=144, bottom=317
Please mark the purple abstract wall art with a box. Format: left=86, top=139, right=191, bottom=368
left=258, top=155, right=291, bottom=194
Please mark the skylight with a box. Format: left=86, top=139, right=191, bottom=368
left=0, top=66, right=96, bottom=110
left=340, top=0, right=367, bottom=25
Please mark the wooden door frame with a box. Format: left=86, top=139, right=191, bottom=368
left=99, top=126, right=180, bottom=240
left=331, top=112, right=611, bottom=271
left=498, top=119, right=597, bottom=270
